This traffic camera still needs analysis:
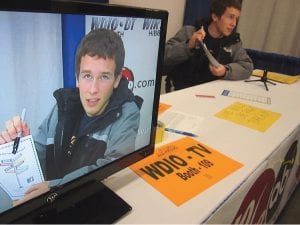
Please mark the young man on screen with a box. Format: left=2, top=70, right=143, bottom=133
left=0, top=28, right=142, bottom=210
left=164, top=0, right=253, bottom=91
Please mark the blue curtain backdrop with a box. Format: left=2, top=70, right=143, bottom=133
left=62, top=15, right=85, bottom=88
left=183, top=0, right=210, bottom=26
left=62, top=0, right=108, bottom=88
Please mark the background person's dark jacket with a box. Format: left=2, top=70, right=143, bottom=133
left=164, top=19, right=253, bottom=91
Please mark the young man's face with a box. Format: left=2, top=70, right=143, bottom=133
left=76, top=55, right=121, bottom=117
left=212, top=7, right=240, bottom=37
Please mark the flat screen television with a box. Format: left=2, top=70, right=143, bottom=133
left=0, top=0, right=168, bottom=223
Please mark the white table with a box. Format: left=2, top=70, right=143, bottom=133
left=105, top=78, right=300, bottom=224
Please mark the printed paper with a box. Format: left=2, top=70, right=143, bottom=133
left=0, top=135, right=44, bottom=200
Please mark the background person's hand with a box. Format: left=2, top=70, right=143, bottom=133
left=188, top=26, right=206, bottom=49
left=209, top=64, right=227, bottom=77
left=0, top=116, right=30, bottom=144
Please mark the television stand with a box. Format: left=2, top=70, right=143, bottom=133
left=15, top=180, right=132, bottom=224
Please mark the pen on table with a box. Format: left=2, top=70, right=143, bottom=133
left=164, top=127, right=198, bottom=137
left=12, top=108, right=26, bottom=154
left=195, top=94, right=215, bottom=98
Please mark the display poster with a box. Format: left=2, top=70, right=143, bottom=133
left=215, top=102, right=281, bottom=132
left=130, top=137, right=243, bottom=205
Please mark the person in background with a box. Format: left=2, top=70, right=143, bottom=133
left=164, top=0, right=253, bottom=92
left=0, top=28, right=142, bottom=210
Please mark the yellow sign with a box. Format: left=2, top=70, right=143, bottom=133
left=252, top=69, right=300, bottom=84
left=215, top=102, right=281, bottom=132
left=130, top=137, right=243, bottom=206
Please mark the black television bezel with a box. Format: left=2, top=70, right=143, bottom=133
left=0, top=0, right=168, bottom=223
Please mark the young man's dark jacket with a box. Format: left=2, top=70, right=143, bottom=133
left=164, top=18, right=253, bottom=91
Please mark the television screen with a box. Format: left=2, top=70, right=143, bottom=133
left=0, top=0, right=168, bottom=223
